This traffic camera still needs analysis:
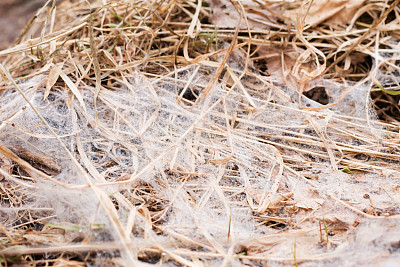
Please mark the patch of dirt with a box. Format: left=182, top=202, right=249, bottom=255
left=0, top=0, right=47, bottom=50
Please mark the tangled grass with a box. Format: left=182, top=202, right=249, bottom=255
left=1, top=0, right=400, bottom=266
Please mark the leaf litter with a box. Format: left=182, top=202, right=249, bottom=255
left=0, top=0, right=400, bottom=266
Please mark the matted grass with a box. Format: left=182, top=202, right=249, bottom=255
left=1, top=0, right=400, bottom=266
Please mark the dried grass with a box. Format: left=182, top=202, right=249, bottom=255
left=1, top=0, right=400, bottom=266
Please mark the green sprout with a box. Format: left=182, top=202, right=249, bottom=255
left=227, top=214, right=232, bottom=241
left=342, top=166, right=352, bottom=174
left=77, top=41, right=87, bottom=51
left=373, top=77, right=400, bottom=96
left=110, top=10, right=124, bottom=22
left=45, top=222, right=83, bottom=231
left=233, top=252, right=246, bottom=259
left=323, top=218, right=329, bottom=244
left=0, top=245, right=24, bottom=263
left=197, top=25, right=219, bottom=53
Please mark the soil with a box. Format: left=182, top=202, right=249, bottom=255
left=0, top=0, right=47, bottom=50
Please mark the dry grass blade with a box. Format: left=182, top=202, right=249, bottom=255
left=319, top=0, right=400, bottom=77
left=1, top=0, right=400, bottom=266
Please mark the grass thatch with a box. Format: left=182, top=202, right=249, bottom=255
left=1, top=0, right=400, bottom=266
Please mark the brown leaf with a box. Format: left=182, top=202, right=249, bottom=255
left=53, top=259, right=85, bottom=267
left=210, top=154, right=233, bottom=164
left=0, top=152, right=12, bottom=181
left=60, top=71, right=86, bottom=111
left=257, top=192, right=294, bottom=213
left=11, top=145, right=61, bottom=176
left=210, top=0, right=277, bottom=30
left=295, top=198, right=324, bottom=210
left=44, top=63, right=63, bottom=100
left=210, top=0, right=245, bottom=28
left=326, top=0, right=365, bottom=25
left=256, top=46, right=316, bottom=92
left=293, top=0, right=366, bottom=27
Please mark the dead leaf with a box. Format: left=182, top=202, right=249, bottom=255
left=11, top=145, right=61, bottom=176
left=256, top=46, right=316, bottom=92
left=103, top=50, right=117, bottom=68
left=60, top=71, right=86, bottom=111
left=319, top=214, right=356, bottom=227
left=53, top=259, right=85, bottom=267
left=210, top=0, right=245, bottom=28
left=210, top=0, right=279, bottom=30
left=326, top=0, right=365, bottom=25
left=210, top=0, right=364, bottom=30
left=24, top=232, right=64, bottom=244
left=210, top=154, right=233, bottom=164
left=295, top=0, right=365, bottom=27
left=0, top=152, right=12, bottom=181
left=257, top=192, right=294, bottom=213
left=45, top=63, right=63, bottom=100
left=295, top=198, right=324, bottom=210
